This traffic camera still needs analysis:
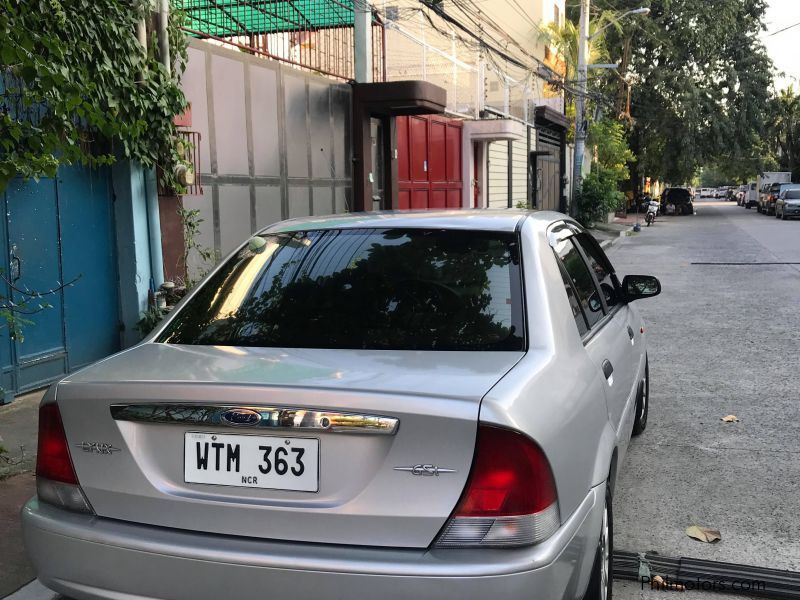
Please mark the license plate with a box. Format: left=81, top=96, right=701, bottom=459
left=184, top=432, right=319, bottom=492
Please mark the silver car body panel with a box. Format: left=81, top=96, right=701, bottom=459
left=480, top=217, right=645, bottom=521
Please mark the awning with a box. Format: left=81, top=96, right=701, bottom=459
left=180, top=0, right=358, bottom=37
left=462, top=118, right=527, bottom=141
left=354, top=81, right=446, bottom=116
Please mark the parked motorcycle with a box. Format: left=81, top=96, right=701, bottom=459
left=645, top=200, right=660, bottom=226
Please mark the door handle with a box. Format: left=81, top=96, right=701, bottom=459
left=602, top=360, right=614, bottom=386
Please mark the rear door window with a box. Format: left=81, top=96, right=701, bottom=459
left=556, top=261, right=589, bottom=336
left=158, top=228, right=525, bottom=351
left=553, top=238, right=604, bottom=329
left=573, top=233, right=620, bottom=309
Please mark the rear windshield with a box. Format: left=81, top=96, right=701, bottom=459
left=664, top=189, right=691, bottom=202
left=158, top=228, right=525, bottom=351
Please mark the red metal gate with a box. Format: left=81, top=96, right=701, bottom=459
left=397, top=115, right=463, bottom=209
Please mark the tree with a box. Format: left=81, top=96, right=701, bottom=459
left=0, top=0, right=188, bottom=192
left=576, top=118, right=634, bottom=225
left=586, top=0, right=774, bottom=186
left=768, top=86, right=800, bottom=180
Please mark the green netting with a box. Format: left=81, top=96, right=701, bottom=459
left=179, top=0, right=356, bottom=36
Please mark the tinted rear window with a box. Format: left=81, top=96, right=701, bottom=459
left=664, top=189, right=691, bottom=202
left=158, top=228, right=525, bottom=351
left=786, top=190, right=800, bottom=199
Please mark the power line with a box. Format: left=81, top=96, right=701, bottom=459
left=769, top=21, right=800, bottom=36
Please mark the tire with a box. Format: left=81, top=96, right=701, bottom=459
left=632, top=360, right=649, bottom=436
left=645, top=213, right=653, bottom=226
left=585, top=487, right=613, bottom=600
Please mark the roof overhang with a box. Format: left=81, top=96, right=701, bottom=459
left=534, top=105, right=570, bottom=130
left=353, top=81, right=446, bottom=116
left=462, top=118, right=527, bottom=141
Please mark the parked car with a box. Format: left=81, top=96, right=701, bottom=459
left=743, top=182, right=758, bottom=208
left=699, top=187, right=713, bottom=197
left=759, top=182, right=800, bottom=215
left=22, top=211, right=659, bottom=600
left=661, top=187, right=694, bottom=215
left=776, top=188, right=800, bottom=220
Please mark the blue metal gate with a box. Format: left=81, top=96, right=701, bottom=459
left=0, top=164, right=120, bottom=401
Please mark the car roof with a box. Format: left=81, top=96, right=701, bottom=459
left=261, top=209, right=570, bottom=234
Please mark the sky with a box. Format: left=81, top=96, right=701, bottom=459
left=761, top=0, right=800, bottom=91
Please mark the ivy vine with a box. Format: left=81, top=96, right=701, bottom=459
left=0, top=0, right=189, bottom=192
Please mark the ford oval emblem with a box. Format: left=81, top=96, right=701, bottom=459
left=221, top=408, right=262, bottom=427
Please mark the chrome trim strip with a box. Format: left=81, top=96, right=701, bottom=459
left=110, top=404, right=399, bottom=435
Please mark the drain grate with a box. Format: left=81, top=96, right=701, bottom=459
left=615, top=550, right=800, bottom=598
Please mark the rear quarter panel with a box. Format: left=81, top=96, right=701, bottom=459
left=479, top=219, right=616, bottom=522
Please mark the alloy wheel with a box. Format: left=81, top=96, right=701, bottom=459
left=599, top=500, right=610, bottom=600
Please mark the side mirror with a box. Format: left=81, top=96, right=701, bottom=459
left=622, top=275, right=661, bottom=302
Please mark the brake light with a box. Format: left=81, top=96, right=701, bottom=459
left=37, top=403, right=78, bottom=484
left=435, top=425, right=559, bottom=547
left=36, top=403, right=93, bottom=513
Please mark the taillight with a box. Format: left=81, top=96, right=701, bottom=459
left=435, top=425, right=559, bottom=548
left=36, top=403, right=93, bottom=513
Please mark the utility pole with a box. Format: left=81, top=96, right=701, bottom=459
left=571, top=0, right=590, bottom=216
left=354, top=0, right=373, bottom=83
left=157, top=0, right=171, bottom=77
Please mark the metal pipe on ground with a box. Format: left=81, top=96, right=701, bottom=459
left=615, top=550, right=800, bottom=599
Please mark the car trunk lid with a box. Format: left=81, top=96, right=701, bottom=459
left=57, top=343, right=523, bottom=548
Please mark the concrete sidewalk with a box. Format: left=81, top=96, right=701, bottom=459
left=0, top=391, right=45, bottom=598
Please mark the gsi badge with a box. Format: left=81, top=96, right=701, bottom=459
left=221, top=408, right=262, bottom=427
left=393, top=464, right=456, bottom=476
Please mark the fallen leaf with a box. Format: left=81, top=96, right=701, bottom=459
left=721, top=415, right=740, bottom=423
left=652, top=575, right=686, bottom=592
left=686, top=525, right=721, bottom=543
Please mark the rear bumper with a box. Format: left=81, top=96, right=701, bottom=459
left=23, top=486, right=603, bottom=600
left=781, top=205, right=800, bottom=216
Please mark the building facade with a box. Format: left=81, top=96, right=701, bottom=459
left=381, top=0, right=569, bottom=212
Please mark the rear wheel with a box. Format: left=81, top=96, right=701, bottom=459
left=632, top=360, right=649, bottom=436
left=585, top=487, right=613, bottom=600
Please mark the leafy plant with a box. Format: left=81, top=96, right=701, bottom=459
left=576, top=167, right=625, bottom=227
left=135, top=304, right=166, bottom=336
left=177, top=206, right=216, bottom=288
left=588, top=118, right=635, bottom=182
left=0, top=0, right=188, bottom=192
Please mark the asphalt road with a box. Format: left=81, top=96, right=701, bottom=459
left=611, top=198, right=800, bottom=599
left=6, top=199, right=799, bottom=600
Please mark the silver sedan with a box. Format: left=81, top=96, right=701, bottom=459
left=22, top=210, right=659, bottom=600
